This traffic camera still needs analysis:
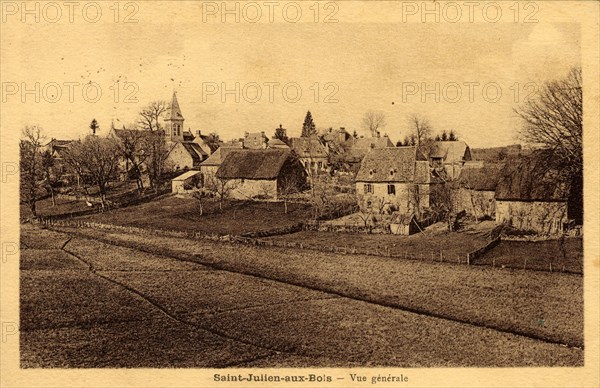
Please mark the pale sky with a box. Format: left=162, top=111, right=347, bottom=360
left=1, top=1, right=582, bottom=147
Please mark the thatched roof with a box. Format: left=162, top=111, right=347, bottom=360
left=356, top=147, right=429, bottom=183
left=456, top=164, right=504, bottom=191
left=216, top=149, right=293, bottom=180
left=495, top=156, right=570, bottom=201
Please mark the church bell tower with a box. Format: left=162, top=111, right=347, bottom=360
left=165, top=91, right=184, bottom=142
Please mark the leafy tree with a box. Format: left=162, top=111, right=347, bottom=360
left=274, top=124, right=289, bottom=144
left=441, top=130, right=448, bottom=141
left=89, top=119, right=99, bottom=135
left=301, top=111, right=317, bottom=137
left=434, top=134, right=441, bottom=141
left=20, top=125, right=45, bottom=218
left=515, top=66, right=582, bottom=224
left=448, top=130, right=458, bottom=141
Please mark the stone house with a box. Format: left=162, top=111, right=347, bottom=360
left=199, top=145, right=241, bottom=179
left=495, top=157, right=570, bottom=234
left=216, top=149, right=307, bottom=200
left=341, top=135, right=394, bottom=173
left=289, top=137, right=329, bottom=175
left=426, top=140, right=472, bottom=180
left=453, top=164, right=503, bottom=219
left=166, top=141, right=208, bottom=170
left=355, top=147, right=434, bottom=218
left=243, top=131, right=268, bottom=149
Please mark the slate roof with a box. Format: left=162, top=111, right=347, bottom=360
left=172, top=170, right=202, bottom=181
left=201, top=146, right=241, bottom=166
left=165, top=92, right=184, bottom=120
left=180, top=142, right=208, bottom=164
left=427, top=141, right=471, bottom=163
left=347, top=136, right=394, bottom=150
left=267, top=138, right=289, bottom=148
left=217, top=149, right=293, bottom=180
left=289, top=137, right=328, bottom=158
left=355, top=147, right=430, bottom=183
left=495, top=156, right=570, bottom=201
left=456, top=164, right=504, bottom=191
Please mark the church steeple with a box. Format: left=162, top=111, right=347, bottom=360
left=165, top=91, right=184, bottom=142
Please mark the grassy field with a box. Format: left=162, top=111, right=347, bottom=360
left=76, top=195, right=313, bottom=235
left=57, top=226, right=584, bottom=349
left=266, top=229, right=490, bottom=259
left=20, top=225, right=584, bottom=367
left=476, top=238, right=583, bottom=273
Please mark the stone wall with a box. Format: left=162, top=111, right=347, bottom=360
left=496, top=200, right=568, bottom=234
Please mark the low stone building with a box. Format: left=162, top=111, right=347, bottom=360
left=355, top=147, right=434, bottom=218
left=216, top=149, right=307, bottom=200
left=171, top=170, right=203, bottom=194
left=453, top=164, right=504, bottom=219
left=495, top=157, right=570, bottom=234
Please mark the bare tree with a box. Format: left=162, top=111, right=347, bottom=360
left=138, top=100, right=168, bottom=131
left=362, top=110, right=387, bottom=138
left=407, top=114, right=432, bottom=146
left=206, top=175, right=238, bottom=211
left=20, top=125, right=45, bottom=218
left=192, top=188, right=214, bottom=216
left=41, top=149, right=61, bottom=206
left=515, top=66, right=582, bottom=224
left=114, top=124, right=149, bottom=191
left=62, top=135, right=121, bottom=210
left=143, top=130, right=170, bottom=192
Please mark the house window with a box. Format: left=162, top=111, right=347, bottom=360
left=369, top=169, right=374, bottom=177
left=364, top=184, right=373, bottom=194
left=388, top=184, right=396, bottom=195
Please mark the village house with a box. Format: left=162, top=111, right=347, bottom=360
left=216, top=149, right=307, bottom=200
left=267, top=138, right=290, bottom=149
left=342, top=135, right=394, bottom=172
left=426, top=140, right=472, bottom=181
left=453, top=164, right=504, bottom=219
left=243, top=131, right=269, bottom=149
left=289, top=137, right=329, bottom=175
left=355, top=146, right=435, bottom=218
left=199, top=145, right=241, bottom=179
left=495, top=157, right=570, bottom=234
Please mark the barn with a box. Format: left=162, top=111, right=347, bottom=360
left=495, top=158, right=570, bottom=234
left=216, top=149, right=307, bottom=200
left=453, top=164, right=504, bottom=219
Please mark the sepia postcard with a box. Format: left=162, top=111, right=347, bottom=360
left=1, top=1, right=599, bottom=387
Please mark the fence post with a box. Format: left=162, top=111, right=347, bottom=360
left=524, top=258, right=527, bottom=270
left=439, top=251, right=443, bottom=262
left=466, top=253, right=470, bottom=265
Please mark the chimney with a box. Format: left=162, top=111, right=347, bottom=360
left=196, top=130, right=202, bottom=137
left=244, top=131, right=249, bottom=138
